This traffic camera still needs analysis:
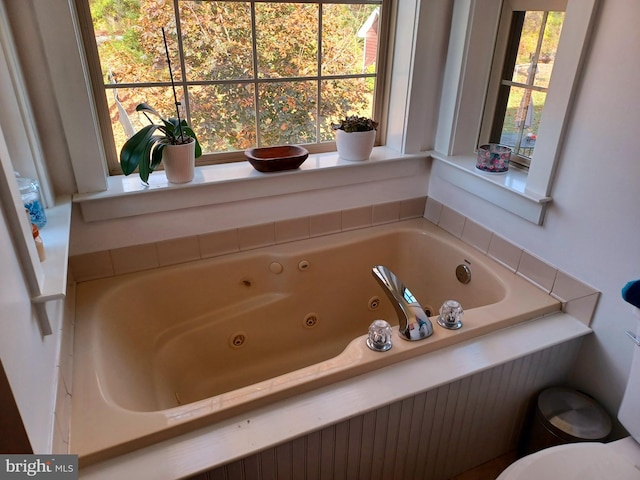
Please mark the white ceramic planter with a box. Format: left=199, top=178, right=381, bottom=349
left=335, top=129, right=376, bottom=161
left=162, top=139, right=196, bottom=184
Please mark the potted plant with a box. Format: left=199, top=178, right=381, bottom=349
left=119, top=103, right=202, bottom=184
left=119, top=27, right=202, bottom=184
left=332, top=115, right=379, bottom=161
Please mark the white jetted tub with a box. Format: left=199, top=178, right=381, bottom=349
left=71, top=218, right=560, bottom=465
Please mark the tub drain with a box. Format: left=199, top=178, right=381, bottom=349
left=229, top=332, right=247, bottom=348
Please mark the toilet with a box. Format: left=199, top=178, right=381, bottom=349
left=498, top=312, right=640, bottom=479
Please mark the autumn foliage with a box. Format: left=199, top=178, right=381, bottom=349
left=91, top=0, right=379, bottom=160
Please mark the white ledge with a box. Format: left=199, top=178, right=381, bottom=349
left=429, top=151, right=552, bottom=224
left=35, top=196, right=72, bottom=302
left=73, top=148, right=429, bottom=222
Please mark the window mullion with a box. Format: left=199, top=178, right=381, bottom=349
left=500, top=80, right=547, bottom=93
left=317, top=2, right=323, bottom=143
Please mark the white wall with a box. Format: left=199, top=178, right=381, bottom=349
left=0, top=206, right=61, bottom=452
left=428, top=0, right=640, bottom=418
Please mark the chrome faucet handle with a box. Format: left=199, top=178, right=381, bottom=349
left=437, top=299, right=464, bottom=330
left=367, top=319, right=393, bottom=352
left=372, top=265, right=434, bottom=341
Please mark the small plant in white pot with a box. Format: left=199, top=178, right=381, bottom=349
left=119, top=27, right=202, bottom=184
left=332, top=115, right=378, bottom=161
left=119, top=103, right=202, bottom=184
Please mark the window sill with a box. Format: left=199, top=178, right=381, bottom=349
left=73, top=147, right=429, bottom=222
left=428, top=151, right=552, bottom=224
left=30, top=196, right=72, bottom=336
left=35, top=196, right=72, bottom=303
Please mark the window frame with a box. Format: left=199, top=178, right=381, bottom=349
left=76, top=0, right=393, bottom=176
left=431, top=0, right=598, bottom=225
left=479, top=0, right=567, bottom=169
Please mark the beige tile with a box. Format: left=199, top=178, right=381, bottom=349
left=69, top=251, right=114, bottom=282
left=342, top=206, right=372, bottom=231
left=110, top=243, right=159, bottom=275
left=238, top=223, right=275, bottom=250
left=198, top=229, right=239, bottom=258
left=461, top=219, right=493, bottom=253
left=400, top=196, right=426, bottom=219
left=438, top=206, right=466, bottom=238
left=564, top=292, right=600, bottom=326
left=309, top=211, right=342, bottom=237
left=275, top=217, right=310, bottom=243
left=488, top=235, right=522, bottom=272
left=551, top=270, right=598, bottom=302
left=424, top=197, right=443, bottom=224
left=372, top=201, right=400, bottom=225
left=517, top=251, right=557, bottom=292
left=156, top=236, right=201, bottom=266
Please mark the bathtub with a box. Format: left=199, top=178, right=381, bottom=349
left=71, top=218, right=560, bottom=465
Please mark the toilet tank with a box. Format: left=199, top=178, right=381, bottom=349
left=618, top=307, right=640, bottom=442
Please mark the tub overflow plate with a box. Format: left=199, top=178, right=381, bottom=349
left=456, top=264, right=471, bottom=284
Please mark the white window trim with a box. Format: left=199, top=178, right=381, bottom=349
left=432, top=0, right=598, bottom=225
left=0, top=1, right=73, bottom=336
left=32, top=0, right=109, bottom=195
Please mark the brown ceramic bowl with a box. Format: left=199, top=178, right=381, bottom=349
left=244, top=145, right=309, bottom=173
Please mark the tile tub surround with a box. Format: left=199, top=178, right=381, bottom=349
left=71, top=217, right=561, bottom=465
left=424, top=198, right=600, bottom=326
left=69, top=196, right=600, bottom=326
left=68, top=197, right=427, bottom=281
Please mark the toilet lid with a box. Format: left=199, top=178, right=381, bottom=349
left=497, top=443, right=640, bottom=480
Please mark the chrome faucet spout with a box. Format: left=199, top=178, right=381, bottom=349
left=372, top=265, right=434, bottom=341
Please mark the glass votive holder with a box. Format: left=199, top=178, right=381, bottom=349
left=367, top=319, right=393, bottom=352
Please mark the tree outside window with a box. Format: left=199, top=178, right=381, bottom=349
left=489, top=9, right=564, bottom=167
left=87, top=0, right=384, bottom=172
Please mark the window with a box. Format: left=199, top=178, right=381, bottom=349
left=432, top=0, right=596, bottom=224
left=78, top=0, right=390, bottom=175
left=480, top=1, right=566, bottom=168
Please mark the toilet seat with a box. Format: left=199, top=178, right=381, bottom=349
left=496, top=442, right=640, bottom=480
